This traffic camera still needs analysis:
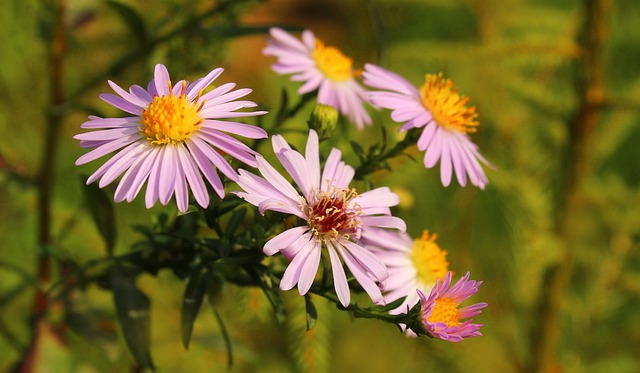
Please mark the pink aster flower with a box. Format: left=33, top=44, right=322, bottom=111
left=363, top=64, right=492, bottom=189
left=363, top=228, right=450, bottom=315
left=75, top=64, right=267, bottom=212
left=235, top=130, right=406, bottom=307
left=263, top=27, right=372, bottom=129
left=417, top=271, right=487, bottom=342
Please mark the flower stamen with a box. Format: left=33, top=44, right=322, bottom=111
left=140, top=80, right=205, bottom=145
left=410, top=230, right=450, bottom=284
left=419, top=73, right=478, bottom=134
left=427, top=298, right=461, bottom=327
left=305, top=186, right=362, bottom=241
left=312, top=39, right=354, bottom=82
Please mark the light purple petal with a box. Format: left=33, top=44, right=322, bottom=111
left=326, top=241, right=350, bottom=307
left=263, top=226, right=309, bottom=256
left=280, top=238, right=315, bottom=291
left=201, top=120, right=267, bottom=139
left=185, top=137, right=225, bottom=198
left=186, top=68, right=223, bottom=101
left=154, top=64, right=171, bottom=96
left=176, top=144, right=209, bottom=208
left=360, top=216, right=406, bottom=231
left=297, top=241, right=322, bottom=295
left=174, top=156, right=189, bottom=212
left=99, top=93, right=143, bottom=115
left=158, top=145, right=177, bottom=205
left=75, top=133, right=141, bottom=166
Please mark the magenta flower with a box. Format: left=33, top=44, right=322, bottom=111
left=417, top=271, right=487, bottom=342
left=235, top=130, right=406, bottom=307
left=75, top=64, right=267, bottom=212
left=363, top=64, right=492, bottom=189
left=263, top=27, right=372, bottom=129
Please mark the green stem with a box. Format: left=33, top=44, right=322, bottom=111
left=354, top=129, right=420, bottom=179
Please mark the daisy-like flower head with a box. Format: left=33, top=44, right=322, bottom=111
left=75, top=64, right=267, bottom=212
left=363, top=64, right=492, bottom=189
left=363, top=228, right=450, bottom=315
left=417, top=271, right=487, bottom=342
left=235, top=130, right=406, bottom=307
left=263, top=27, right=372, bottom=129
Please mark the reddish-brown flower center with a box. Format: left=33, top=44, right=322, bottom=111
left=305, top=188, right=361, bottom=240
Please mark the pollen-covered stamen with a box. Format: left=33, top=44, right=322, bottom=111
left=312, top=39, right=354, bottom=82
left=305, top=187, right=362, bottom=240
left=428, top=298, right=461, bottom=327
left=140, top=80, right=205, bottom=145
left=419, top=73, right=479, bottom=134
left=410, top=230, right=450, bottom=284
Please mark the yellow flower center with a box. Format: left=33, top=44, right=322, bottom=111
left=312, top=39, right=354, bottom=82
left=419, top=73, right=478, bottom=134
left=427, top=298, right=461, bottom=327
left=140, top=81, right=204, bottom=145
left=305, top=187, right=362, bottom=241
left=410, top=230, right=450, bottom=285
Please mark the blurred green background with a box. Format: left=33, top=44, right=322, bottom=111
left=1, top=0, right=639, bottom=372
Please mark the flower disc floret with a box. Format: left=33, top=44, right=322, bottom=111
left=312, top=39, right=354, bottom=82
left=140, top=82, right=205, bottom=145
left=305, top=187, right=362, bottom=240
left=411, top=231, right=450, bottom=285
left=417, top=271, right=487, bottom=342
left=420, top=73, right=478, bottom=134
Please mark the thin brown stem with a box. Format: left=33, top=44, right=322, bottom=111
left=13, top=1, right=67, bottom=372
left=531, top=1, right=611, bottom=372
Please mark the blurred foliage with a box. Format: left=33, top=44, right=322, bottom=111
left=1, top=0, right=639, bottom=372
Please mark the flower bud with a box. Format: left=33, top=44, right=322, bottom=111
left=308, top=104, right=338, bottom=141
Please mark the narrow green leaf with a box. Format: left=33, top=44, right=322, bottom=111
left=213, top=310, right=233, bottom=368
left=350, top=141, right=365, bottom=157
left=81, top=176, right=116, bottom=255
left=205, top=25, right=279, bottom=37
left=181, top=266, right=212, bottom=349
left=274, top=88, right=289, bottom=128
left=106, top=1, right=147, bottom=45
left=304, top=294, right=318, bottom=331
left=110, top=267, right=154, bottom=371
left=243, top=266, right=286, bottom=324
left=225, top=208, right=246, bottom=238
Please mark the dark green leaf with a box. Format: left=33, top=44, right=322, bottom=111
left=106, top=1, right=147, bottom=46
left=81, top=177, right=116, bottom=255
left=111, top=266, right=154, bottom=371
left=205, top=25, right=279, bottom=37
left=213, top=310, right=233, bottom=368
left=244, top=266, right=286, bottom=324
left=181, top=266, right=213, bottom=349
left=350, top=141, right=366, bottom=162
left=225, top=208, right=246, bottom=238
left=274, top=88, right=289, bottom=128
left=304, top=294, right=318, bottom=331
